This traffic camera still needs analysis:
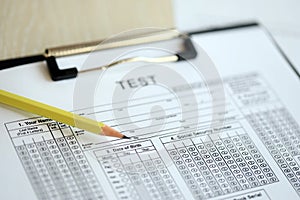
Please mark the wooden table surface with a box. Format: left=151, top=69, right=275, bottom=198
left=0, top=0, right=174, bottom=60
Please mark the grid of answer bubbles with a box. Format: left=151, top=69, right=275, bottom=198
left=164, top=134, right=278, bottom=199
left=11, top=122, right=105, bottom=200
left=96, top=142, right=184, bottom=200
left=247, top=107, right=300, bottom=194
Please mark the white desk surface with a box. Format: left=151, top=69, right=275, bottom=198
left=173, top=0, right=300, bottom=72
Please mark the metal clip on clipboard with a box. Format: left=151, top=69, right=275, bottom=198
left=44, top=29, right=197, bottom=81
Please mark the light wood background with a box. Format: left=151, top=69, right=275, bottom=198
left=0, top=0, right=174, bottom=60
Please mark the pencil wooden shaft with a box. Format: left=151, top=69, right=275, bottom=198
left=0, top=90, right=105, bottom=134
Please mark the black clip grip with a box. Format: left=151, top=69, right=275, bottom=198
left=46, top=56, right=78, bottom=81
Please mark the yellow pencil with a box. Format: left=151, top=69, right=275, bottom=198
left=0, top=89, right=129, bottom=139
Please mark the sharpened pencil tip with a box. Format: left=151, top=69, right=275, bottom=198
left=122, top=135, right=131, bottom=139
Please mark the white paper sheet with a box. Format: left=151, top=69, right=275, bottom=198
left=1, top=25, right=300, bottom=200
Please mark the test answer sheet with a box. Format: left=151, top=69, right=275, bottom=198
left=1, top=25, right=300, bottom=200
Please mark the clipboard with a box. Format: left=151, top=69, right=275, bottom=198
left=2, top=22, right=300, bottom=200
